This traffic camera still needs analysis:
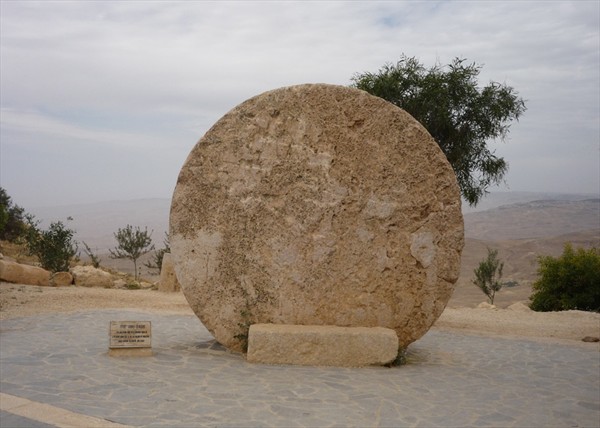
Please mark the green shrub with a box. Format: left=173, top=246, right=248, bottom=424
left=25, top=219, right=78, bottom=273
left=0, top=187, right=28, bottom=242
left=530, top=244, right=600, bottom=312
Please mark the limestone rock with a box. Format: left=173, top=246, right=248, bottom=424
left=0, top=260, right=51, bottom=286
left=247, top=324, right=399, bottom=367
left=71, top=265, right=113, bottom=288
left=158, top=253, right=180, bottom=292
left=477, top=302, right=497, bottom=309
left=113, top=279, right=127, bottom=289
left=507, top=302, right=532, bottom=312
left=51, top=271, right=73, bottom=286
left=170, top=84, right=464, bottom=352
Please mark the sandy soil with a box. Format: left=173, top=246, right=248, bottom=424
left=1, top=282, right=598, bottom=347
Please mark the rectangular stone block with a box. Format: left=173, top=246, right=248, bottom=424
left=247, top=324, right=399, bottom=367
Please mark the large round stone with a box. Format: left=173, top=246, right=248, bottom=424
left=170, top=84, right=464, bottom=352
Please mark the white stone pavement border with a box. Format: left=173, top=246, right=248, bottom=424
left=0, top=392, right=131, bottom=428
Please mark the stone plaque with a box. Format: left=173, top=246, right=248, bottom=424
left=109, top=321, right=152, bottom=348
left=170, top=84, right=464, bottom=353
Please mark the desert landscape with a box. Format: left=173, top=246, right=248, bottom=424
left=1, top=192, right=598, bottom=347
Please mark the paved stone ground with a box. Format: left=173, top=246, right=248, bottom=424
left=1, top=309, right=598, bottom=427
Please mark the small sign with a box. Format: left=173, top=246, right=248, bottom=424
left=109, top=321, right=152, bottom=348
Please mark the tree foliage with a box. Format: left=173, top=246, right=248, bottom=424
left=25, top=219, right=78, bottom=273
left=0, top=187, right=28, bottom=241
left=351, top=55, right=526, bottom=206
left=110, top=225, right=154, bottom=280
left=530, top=244, right=600, bottom=312
left=473, top=248, right=504, bottom=305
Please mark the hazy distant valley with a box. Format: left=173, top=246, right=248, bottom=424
left=28, top=192, right=599, bottom=306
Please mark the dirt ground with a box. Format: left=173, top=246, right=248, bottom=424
left=1, top=282, right=598, bottom=348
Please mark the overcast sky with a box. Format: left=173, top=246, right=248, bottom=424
left=1, top=1, right=598, bottom=209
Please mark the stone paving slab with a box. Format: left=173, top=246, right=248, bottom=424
left=1, top=309, right=599, bottom=427
left=0, top=410, right=56, bottom=428
left=0, top=392, right=130, bottom=427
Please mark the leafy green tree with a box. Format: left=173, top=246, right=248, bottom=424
left=473, top=248, right=504, bottom=305
left=110, top=225, right=154, bottom=281
left=351, top=55, right=526, bottom=206
left=0, top=187, right=28, bottom=241
left=25, top=218, right=78, bottom=273
left=144, top=232, right=170, bottom=273
left=530, top=244, right=600, bottom=312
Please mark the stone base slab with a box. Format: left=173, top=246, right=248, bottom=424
left=247, top=324, right=398, bottom=367
left=108, top=348, right=153, bottom=357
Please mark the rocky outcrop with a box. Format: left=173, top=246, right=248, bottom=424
left=0, top=260, right=51, bottom=286
left=247, top=324, right=399, bottom=367
left=158, top=253, right=180, bottom=292
left=70, top=265, right=113, bottom=288
left=170, top=84, right=464, bottom=353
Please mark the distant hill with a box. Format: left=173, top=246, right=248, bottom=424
left=26, top=192, right=599, bottom=293
left=28, top=191, right=598, bottom=250
left=461, top=191, right=597, bottom=213
left=29, top=198, right=170, bottom=252
left=464, top=198, right=600, bottom=240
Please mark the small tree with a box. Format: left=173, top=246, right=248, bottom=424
left=110, top=225, right=154, bottom=281
left=82, top=241, right=101, bottom=268
left=473, top=248, right=504, bottom=305
left=530, top=244, right=600, bottom=312
left=144, top=232, right=170, bottom=273
left=25, top=218, right=78, bottom=273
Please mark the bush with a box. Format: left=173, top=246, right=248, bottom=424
left=530, top=244, right=600, bottom=312
left=25, top=219, right=78, bottom=273
left=0, top=187, right=28, bottom=242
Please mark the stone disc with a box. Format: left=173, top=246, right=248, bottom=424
left=170, top=84, right=464, bottom=352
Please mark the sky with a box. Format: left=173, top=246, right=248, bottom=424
left=1, top=0, right=599, bottom=209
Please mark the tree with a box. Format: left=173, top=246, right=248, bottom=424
left=530, top=244, right=600, bottom=312
left=144, top=232, right=170, bottom=273
left=82, top=241, right=101, bottom=268
left=0, top=187, right=28, bottom=241
left=25, top=218, right=78, bottom=273
left=110, top=225, right=154, bottom=281
left=351, top=55, right=526, bottom=206
left=473, top=248, right=504, bottom=305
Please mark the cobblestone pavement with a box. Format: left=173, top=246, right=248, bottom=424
left=1, top=309, right=598, bottom=427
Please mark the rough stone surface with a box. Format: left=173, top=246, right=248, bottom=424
left=247, top=324, right=398, bottom=367
left=50, top=272, right=73, bottom=287
left=70, top=265, right=113, bottom=288
left=158, top=253, right=181, bottom=292
left=0, top=260, right=50, bottom=286
left=170, top=84, right=464, bottom=352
